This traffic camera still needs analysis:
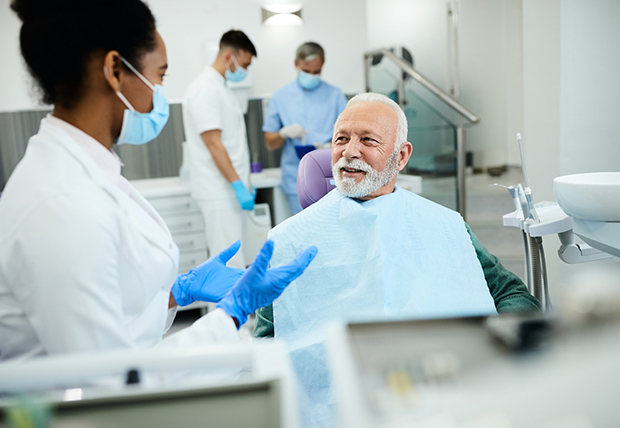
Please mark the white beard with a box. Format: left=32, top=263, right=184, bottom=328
left=331, top=148, right=400, bottom=198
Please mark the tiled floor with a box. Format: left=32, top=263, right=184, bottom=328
left=167, top=168, right=529, bottom=333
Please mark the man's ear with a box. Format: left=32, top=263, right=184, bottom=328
left=222, top=49, right=234, bottom=62
left=397, top=142, right=413, bottom=171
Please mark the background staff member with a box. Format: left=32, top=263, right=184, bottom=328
left=263, top=42, right=347, bottom=215
left=0, top=0, right=316, bottom=361
left=183, top=30, right=257, bottom=269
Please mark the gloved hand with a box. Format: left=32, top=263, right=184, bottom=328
left=279, top=123, right=307, bottom=140
left=171, top=240, right=244, bottom=306
left=217, top=240, right=318, bottom=327
left=231, top=180, right=255, bottom=211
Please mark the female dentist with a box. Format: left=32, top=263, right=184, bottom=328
left=0, top=0, right=317, bottom=361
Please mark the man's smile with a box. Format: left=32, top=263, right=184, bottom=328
left=341, top=166, right=366, bottom=179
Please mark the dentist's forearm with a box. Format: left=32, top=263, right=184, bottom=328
left=201, top=130, right=240, bottom=183
left=264, top=132, right=284, bottom=150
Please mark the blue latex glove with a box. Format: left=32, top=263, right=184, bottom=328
left=231, top=180, right=255, bottom=211
left=217, top=240, right=318, bottom=327
left=171, top=240, right=244, bottom=307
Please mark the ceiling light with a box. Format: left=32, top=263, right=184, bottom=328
left=262, top=4, right=303, bottom=26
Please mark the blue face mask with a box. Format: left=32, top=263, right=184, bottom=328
left=225, top=55, right=248, bottom=83
left=113, top=57, right=170, bottom=145
left=298, top=70, right=320, bottom=90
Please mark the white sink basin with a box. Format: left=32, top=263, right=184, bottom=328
left=553, top=172, right=620, bottom=221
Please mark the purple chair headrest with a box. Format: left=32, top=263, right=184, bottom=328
left=297, top=149, right=336, bottom=209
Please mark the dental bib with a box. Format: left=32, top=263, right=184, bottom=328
left=270, top=187, right=496, bottom=426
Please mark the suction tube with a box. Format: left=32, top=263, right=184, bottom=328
left=529, top=236, right=543, bottom=305
left=537, top=237, right=551, bottom=311
left=522, top=231, right=532, bottom=293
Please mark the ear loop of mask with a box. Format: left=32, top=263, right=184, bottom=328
left=103, top=57, right=155, bottom=112
left=119, top=57, right=156, bottom=91
left=230, top=54, right=243, bottom=71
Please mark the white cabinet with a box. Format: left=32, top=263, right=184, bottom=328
left=131, top=178, right=209, bottom=312
left=131, top=178, right=209, bottom=275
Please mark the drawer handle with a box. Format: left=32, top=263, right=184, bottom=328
left=164, top=202, right=193, bottom=212
left=178, top=241, right=196, bottom=250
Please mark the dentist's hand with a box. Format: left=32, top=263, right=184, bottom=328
left=171, top=241, right=244, bottom=306
left=279, top=123, right=307, bottom=140
left=217, top=240, right=318, bottom=327
left=231, top=180, right=255, bottom=211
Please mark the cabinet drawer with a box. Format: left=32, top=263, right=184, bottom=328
left=164, top=213, right=204, bottom=235
left=149, top=195, right=200, bottom=215
left=178, top=250, right=209, bottom=274
left=174, top=232, right=207, bottom=252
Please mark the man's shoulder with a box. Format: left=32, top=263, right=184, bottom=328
left=314, top=82, right=345, bottom=101
left=319, top=81, right=344, bottom=94
left=271, top=81, right=299, bottom=100
left=184, top=70, right=224, bottom=101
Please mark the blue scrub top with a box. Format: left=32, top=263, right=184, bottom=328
left=262, top=80, right=347, bottom=196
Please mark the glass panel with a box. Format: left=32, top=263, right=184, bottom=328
left=367, top=57, right=458, bottom=211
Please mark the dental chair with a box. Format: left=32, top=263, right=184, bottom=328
left=296, top=149, right=335, bottom=209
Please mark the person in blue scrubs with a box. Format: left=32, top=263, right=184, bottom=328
left=262, top=42, right=347, bottom=215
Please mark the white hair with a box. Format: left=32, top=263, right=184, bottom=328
left=345, top=92, right=408, bottom=147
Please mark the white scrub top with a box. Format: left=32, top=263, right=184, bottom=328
left=182, top=66, right=251, bottom=201
left=0, top=117, right=238, bottom=361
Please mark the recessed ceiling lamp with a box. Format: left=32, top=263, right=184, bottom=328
left=261, top=4, right=303, bottom=26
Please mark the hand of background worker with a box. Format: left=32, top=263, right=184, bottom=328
left=279, top=123, right=307, bottom=140
left=217, top=240, right=318, bottom=327
left=171, top=240, right=244, bottom=306
left=231, top=180, right=255, bottom=211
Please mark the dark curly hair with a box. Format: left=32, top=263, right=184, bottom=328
left=10, top=0, right=157, bottom=108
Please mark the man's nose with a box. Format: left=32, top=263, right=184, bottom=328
left=342, top=138, right=362, bottom=160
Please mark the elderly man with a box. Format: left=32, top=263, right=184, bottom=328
left=254, top=93, right=539, bottom=425
left=255, top=93, right=539, bottom=339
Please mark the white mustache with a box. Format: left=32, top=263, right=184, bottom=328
left=333, top=157, right=373, bottom=174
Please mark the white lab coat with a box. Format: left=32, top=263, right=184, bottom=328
left=0, top=119, right=238, bottom=361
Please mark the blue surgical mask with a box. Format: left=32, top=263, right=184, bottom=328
left=298, top=70, right=320, bottom=90
left=112, top=57, right=170, bottom=145
left=225, top=55, right=248, bottom=83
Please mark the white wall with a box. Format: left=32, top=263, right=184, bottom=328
left=461, top=0, right=526, bottom=167
left=365, top=0, right=524, bottom=169
left=149, top=0, right=367, bottom=101
left=0, top=0, right=368, bottom=112
left=0, top=0, right=42, bottom=111
left=557, top=0, right=620, bottom=288
left=522, top=0, right=620, bottom=298
left=460, top=0, right=506, bottom=168
left=502, top=0, right=525, bottom=166
left=559, top=0, right=620, bottom=175
left=365, top=0, right=452, bottom=90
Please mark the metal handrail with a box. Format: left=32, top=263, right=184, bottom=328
left=363, top=48, right=479, bottom=124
